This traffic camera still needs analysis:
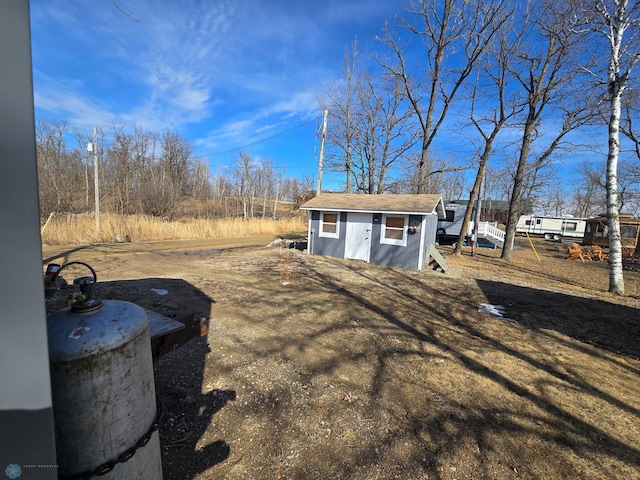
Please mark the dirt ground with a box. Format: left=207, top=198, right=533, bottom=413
left=42, top=235, right=640, bottom=480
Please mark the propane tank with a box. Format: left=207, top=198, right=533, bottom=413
left=47, top=264, right=163, bottom=479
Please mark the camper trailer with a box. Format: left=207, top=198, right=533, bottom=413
left=437, top=203, right=474, bottom=243
left=516, top=215, right=587, bottom=240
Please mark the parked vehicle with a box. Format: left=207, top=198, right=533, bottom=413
left=437, top=203, right=474, bottom=244
left=516, top=215, right=587, bottom=241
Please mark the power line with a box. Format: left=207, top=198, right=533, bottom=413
left=34, top=113, right=322, bottom=157
left=209, top=161, right=317, bottom=172
left=192, top=116, right=321, bottom=159
left=36, top=113, right=324, bottom=174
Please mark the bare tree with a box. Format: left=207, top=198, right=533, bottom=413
left=617, top=94, right=640, bottom=215
left=536, top=182, right=568, bottom=216
left=35, top=117, right=332, bottom=221
left=129, top=127, right=156, bottom=213
left=453, top=27, right=523, bottom=255
left=160, top=131, right=192, bottom=197
left=572, top=156, right=640, bottom=216
left=392, top=151, right=468, bottom=196
left=257, top=157, right=276, bottom=218
left=571, top=159, right=608, bottom=216
left=501, top=1, right=593, bottom=260
left=374, top=0, right=511, bottom=193
left=72, top=127, right=94, bottom=209
left=36, top=120, right=85, bottom=216
left=232, top=152, right=257, bottom=218
left=348, top=72, right=418, bottom=194
left=575, top=0, right=640, bottom=293
left=321, top=41, right=364, bottom=192
left=189, top=159, right=211, bottom=201
left=104, top=124, right=134, bottom=214
left=483, top=165, right=513, bottom=205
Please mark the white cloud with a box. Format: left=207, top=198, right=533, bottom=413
left=30, top=0, right=398, bottom=161
left=33, top=82, right=114, bottom=128
left=264, top=91, right=319, bottom=118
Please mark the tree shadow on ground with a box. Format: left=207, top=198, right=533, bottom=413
left=475, top=278, right=640, bottom=360
left=283, top=257, right=640, bottom=477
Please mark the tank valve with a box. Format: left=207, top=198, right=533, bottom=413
left=55, top=261, right=103, bottom=312
left=44, top=263, right=65, bottom=295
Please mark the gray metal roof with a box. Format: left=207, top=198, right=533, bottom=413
left=300, top=193, right=446, bottom=218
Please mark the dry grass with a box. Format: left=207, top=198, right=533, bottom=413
left=42, top=237, right=640, bottom=479
left=40, top=213, right=308, bottom=245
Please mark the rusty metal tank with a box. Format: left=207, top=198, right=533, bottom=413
left=47, top=292, right=163, bottom=479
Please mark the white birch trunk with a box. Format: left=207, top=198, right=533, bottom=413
left=606, top=88, right=625, bottom=294
left=604, top=1, right=627, bottom=295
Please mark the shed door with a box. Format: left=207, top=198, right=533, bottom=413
left=345, top=212, right=371, bottom=262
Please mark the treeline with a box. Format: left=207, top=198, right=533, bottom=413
left=36, top=120, right=314, bottom=220
left=319, top=3, right=640, bottom=222
left=318, top=0, right=640, bottom=292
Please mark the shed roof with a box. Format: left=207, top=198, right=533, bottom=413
left=586, top=214, right=640, bottom=225
left=300, top=193, right=446, bottom=218
left=449, top=199, right=512, bottom=210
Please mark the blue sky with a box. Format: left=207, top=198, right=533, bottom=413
left=29, top=0, right=402, bottom=189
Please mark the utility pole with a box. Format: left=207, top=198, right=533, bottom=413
left=91, top=126, right=100, bottom=239
left=273, top=180, right=280, bottom=220
left=85, top=151, right=89, bottom=208
left=316, top=109, right=328, bottom=196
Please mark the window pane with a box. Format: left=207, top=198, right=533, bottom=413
left=386, top=216, right=404, bottom=229
left=323, top=213, right=337, bottom=223
left=385, top=229, right=404, bottom=240
left=322, top=224, right=336, bottom=234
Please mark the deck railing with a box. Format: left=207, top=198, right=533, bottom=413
left=477, top=222, right=505, bottom=245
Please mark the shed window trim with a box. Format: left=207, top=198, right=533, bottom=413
left=381, top=214, right=408, bottom=246
left=319, top=211, right=340, bottom=238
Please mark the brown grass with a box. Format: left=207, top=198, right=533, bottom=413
left=40, top=213, right=308, bottom=245
left=42, top=237, right=640, bottom=479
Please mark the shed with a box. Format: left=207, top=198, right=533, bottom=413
left=300, top=193, right=446, bottom=271
left=583, top=214, right=640, bottom=256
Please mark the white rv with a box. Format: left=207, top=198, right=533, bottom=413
left=437, top=203, right=474, bottom=243
left=516, top=215, right=587, bottom=240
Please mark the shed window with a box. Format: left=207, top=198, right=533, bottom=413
left=381, top=214, right=407, bottom=246
left=621, top=225, right=638, bottom=239
left=320, top=212, right=339, bottom=238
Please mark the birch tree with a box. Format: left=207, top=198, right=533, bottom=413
left=579, top=0, right=640, bottom=293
